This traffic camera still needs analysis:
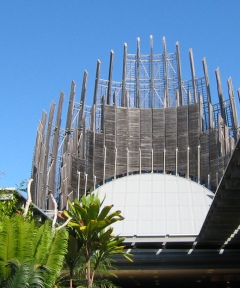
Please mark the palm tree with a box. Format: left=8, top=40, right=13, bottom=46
left=62, top=193, right=132, bottom=288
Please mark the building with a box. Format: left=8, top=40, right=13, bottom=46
left=31, top=36, right=240, bottom=287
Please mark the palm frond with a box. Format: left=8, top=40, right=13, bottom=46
left=44, top=228, right=68, bottom=287
left=34, top=220, right=53, bottom=264
left=15, top=216, right=38, bottom=261
left=4, top=258, right=47, bottom=288
left=0, top=216, right=19, bottom=279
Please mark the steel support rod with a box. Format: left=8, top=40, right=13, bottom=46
left=84, top=174, right=88, bottom=196
left=139, top=148, right=141, bottom=173
left=151, top=148, right=153, bottom=173
left=163, top=148, right=166, bottom=174
left=103, top=146, right=106, bottom=184
left=176, top=89, right=180, bottom=107
left=113, top=91, right=117, bottom=107
left=77, top=171, right=80, bottom=200
left=176, top=148, right=178, bottom=176
left=93, top=175, right=96, bottom=190
left=114, top=148, right=117, bottom=180
left=198, top=145, right=201, bottom=184
left=127, top=148, right=129, bottom=175
left=187, top=146, right=190, bottom=179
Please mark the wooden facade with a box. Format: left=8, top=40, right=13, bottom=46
left=31, top=36, right=239, bottom=210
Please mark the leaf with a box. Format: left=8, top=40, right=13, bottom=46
left=63, top=209, right=73, bottom=219
left=88, top=204, right=99, bottom=221
left=97, top=205, right=113, bottom=221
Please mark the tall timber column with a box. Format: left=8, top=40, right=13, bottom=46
left=122, top=43, right=127, bottom=107
left=177, top=104, right=188, bottom=176
left=59, top=82, right=76, bottom=209
left=165, top=106, right=177, bottom=173
left=128, top=107, right=140, bottom=173
left=107, top=51, right=114, bottom=105
left=41, top=102, right=55, bottom=208
left=32, top=111, right=47, bottom=208
left=176, top=42, right=183, bottom=106
left=136, top=37, right=140, bottom=108
left=163, top=37, right=168, bottom=107
left=105, top=99, right=116, bottom=180
left=189, top=49, right=197, bottom=103
left=202, top=58, right=212, bottom=130
left=228, top=77, right=238, bottom=140
left=71, top=70, right=88, bottom=197
left=215, top=68, right=226, bottom=123
left=150, top=35, right=154, bottom=108
left=49, top=92, right=64, bottom=209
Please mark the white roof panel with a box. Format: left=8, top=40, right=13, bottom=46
left=93, top=174, right=214, bottom=237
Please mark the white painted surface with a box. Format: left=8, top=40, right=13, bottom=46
left=93, top=174, right=214, bottom=237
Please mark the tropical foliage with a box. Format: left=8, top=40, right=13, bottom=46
left=0, top=181, right=131, bottom=288
left=62, top=193, right=132, bottom=288
left=0, top=215, right=68, bottom=288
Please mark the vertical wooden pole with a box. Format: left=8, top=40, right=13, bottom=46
left=189, top=49, right=197, bottom=103
left=64, top=81, right=76, bottom=152
left=215, top=68, right=226, bottom=122
left=42, top=101, right=55, bottom=204
left=150, top=35, right=154, bottom=108
left=79, top=71, right=88, bottom=123
left=49, top=92, right=64, bottom=208
left=227, top=77, right=238, bottom=140
left=107, top=51, right=114, bottom=105
left=122, top=43, right=127, bottom=107
left=93, top=60, right=101, bottom=106
left=136, top=37, right=140, bottom=108
left=163, top=37, right=168, bottom=107
left=202, top=58, right=212, bottom=103
left=176, top=42, right=183, bottom=106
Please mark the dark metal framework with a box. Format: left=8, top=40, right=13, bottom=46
left=31, top=36, right=239, bottom=210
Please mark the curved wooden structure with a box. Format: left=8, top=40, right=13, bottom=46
left=31, top=36, right=239, bottom=210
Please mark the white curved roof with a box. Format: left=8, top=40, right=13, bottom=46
left=94, top=174, right=214, bottom=237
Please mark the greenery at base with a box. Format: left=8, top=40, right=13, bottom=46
left=0, top=215, right=68, bottom=288
left=0, top=182, right=32, bottom=221
left=0, top=185, right=131, bottom=287
left=61, top=193, right=132, bottom=288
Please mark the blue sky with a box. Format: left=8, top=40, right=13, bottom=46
left=1, top=0, right=240, bottom=187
